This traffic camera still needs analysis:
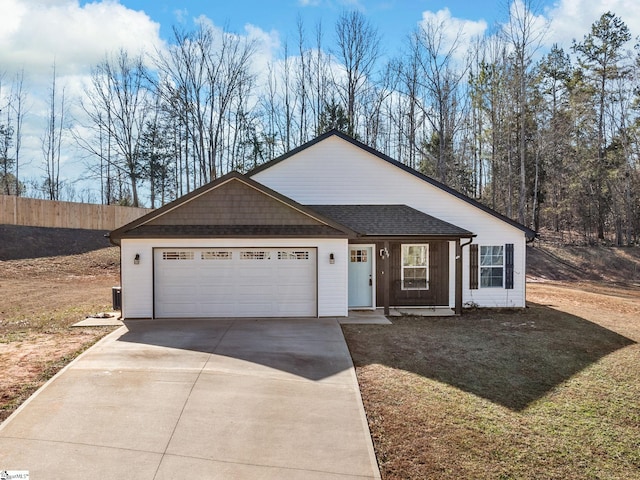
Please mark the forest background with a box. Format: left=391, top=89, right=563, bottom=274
left=1, top=0, right=639, bottom=245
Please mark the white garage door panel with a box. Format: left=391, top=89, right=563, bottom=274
left=154, top=248, right=317, bottom=318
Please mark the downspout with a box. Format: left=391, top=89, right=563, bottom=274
left=524, top=233, right=538, bottom=308
left=455, top=236, right=476, bottom=315
left=460, top=237, right=475, bottom=249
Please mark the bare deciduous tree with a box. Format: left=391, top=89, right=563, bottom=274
left=83, top=50, right=151, bottom=206
left=334, top=10, right=381, bottom=136
left=41, top=63, right=65, bottom=200
left=502, top=0, right=547, bottom=225
left=411, top=13, right=470, bottom=184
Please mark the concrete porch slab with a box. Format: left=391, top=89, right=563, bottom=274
left=390, top=307, right=456, bottom=317
left=339, top=309, right=392, bottom=325
left=72, top=313, right=123, bottom=327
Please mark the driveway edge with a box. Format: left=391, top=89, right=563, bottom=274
left=0, top=326, right=127, bottom=432
left=336, top=320, right=382, bottom=479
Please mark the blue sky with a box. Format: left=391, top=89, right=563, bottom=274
left=67, top=0, right=640, bottom=68
left=96, top=0, right=537, bottom=55
left=120, top=0, right=495, bottom=33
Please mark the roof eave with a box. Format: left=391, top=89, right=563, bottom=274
left=355, top=233, right=475, bottom=240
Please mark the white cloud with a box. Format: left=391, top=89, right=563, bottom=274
left=419, top=8, right=488, bottom=61
left=188, top=15, right=281, bottom=86
left=244, top=23, right=281, bottom=74
left=545, top=0, right=640, bottom=48
left=0, top=0, right=165, bottom=194
left=0, top=0, right=164, bottom=78
left=173, top=8, right=189, bottom=25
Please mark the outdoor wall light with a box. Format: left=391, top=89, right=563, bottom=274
left=379, top=247, right=389, bottom=259
left=329, top=253, right=335, bottom=264
left=134, top=253, right=140, bottom=265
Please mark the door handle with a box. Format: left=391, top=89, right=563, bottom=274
left=369, top=277, right=372, bottom=286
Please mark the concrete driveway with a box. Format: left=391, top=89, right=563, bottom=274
left=0, top=319, right=381, bottom=479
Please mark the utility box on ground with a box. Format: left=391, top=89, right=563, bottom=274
left=112, top=286, right=122, bottom=311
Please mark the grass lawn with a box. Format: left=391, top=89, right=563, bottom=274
left=342, top=282, right=640, bottom=479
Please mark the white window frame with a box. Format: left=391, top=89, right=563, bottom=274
left=480, top=245, right=504, bottom=288
left=401, top=244, right=429, bottom=290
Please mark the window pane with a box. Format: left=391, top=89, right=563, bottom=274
left=350, top=249, right=368, bottom=263
left=404, top=267, right=426, bottom=280
left=481, top=267, right=504, bottom=287
left=402, top=245, right=427, bottom=267
left=480, top=245, right=503, bottom=266
left=404, top=278, right=428, bottom=289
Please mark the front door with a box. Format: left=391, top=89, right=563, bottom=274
left=348, top=246, right=374, bottom=308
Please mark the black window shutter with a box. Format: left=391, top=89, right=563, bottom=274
left=469, top=244, right=478, bottom=290
left=505, top=243, right=514, bottom=289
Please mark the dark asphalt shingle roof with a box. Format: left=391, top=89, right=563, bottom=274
left=307, top=205, right=473, bottom=237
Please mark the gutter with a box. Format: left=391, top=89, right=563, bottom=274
left=105, top=232, right=121, bottom=247
left=526, top=233, right=538, bottom=244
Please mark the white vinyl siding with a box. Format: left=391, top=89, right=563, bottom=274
left=252, top=135, right=527, bottom=308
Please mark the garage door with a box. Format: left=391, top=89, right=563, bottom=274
left=154, top=248, right=317, bottom=318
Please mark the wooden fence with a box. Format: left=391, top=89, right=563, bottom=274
left=0, top=195, right=153, bottom=230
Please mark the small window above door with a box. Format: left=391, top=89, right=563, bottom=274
left=350, top=249, right=368, bottom=263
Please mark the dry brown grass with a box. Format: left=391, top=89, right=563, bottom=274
left=0, top=247, right=120, bottom=421
left=343, top=281, right=640, bottom=479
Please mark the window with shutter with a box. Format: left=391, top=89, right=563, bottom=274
left=480, top=245, right=504, bottom=287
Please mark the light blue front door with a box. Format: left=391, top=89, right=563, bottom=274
left=348, top=246, right=373, bottom=308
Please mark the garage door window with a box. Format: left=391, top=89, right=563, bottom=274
left=201, top=251, right=232, bottom=260
left=278, top=251, right=310, bottom=260
left=240, top=251, right=271, bottom=260
left=162, top=251, right=194, bottom=261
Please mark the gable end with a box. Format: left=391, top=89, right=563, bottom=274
left=109, top=172, right=355, bottom=243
